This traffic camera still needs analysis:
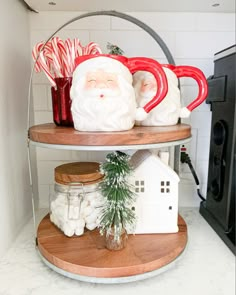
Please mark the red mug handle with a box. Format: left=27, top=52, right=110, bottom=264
left=128, top=57, right=168, bottom=121
left=163, top=64, right=208, bottom=118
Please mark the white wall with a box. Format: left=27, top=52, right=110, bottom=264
left=0, top=0, right=32, bottom=257
left=29, top=11, right=235, bottom=208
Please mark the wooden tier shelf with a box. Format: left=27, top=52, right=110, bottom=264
left=37, top=214, right=187, bottom=280
left=29, top=123, right=191, bottom=147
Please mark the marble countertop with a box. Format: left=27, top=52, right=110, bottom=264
left=0, top=208, right=235, bottom=295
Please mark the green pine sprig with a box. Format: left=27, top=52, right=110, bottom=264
left=98, top=151, right=136, bottom=240
left=107, top=42, right=124, bottom=55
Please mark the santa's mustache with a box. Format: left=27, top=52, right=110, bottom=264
left=83, top=87, right=121, bottom=98
left=136, top=90, right=156, bottom=100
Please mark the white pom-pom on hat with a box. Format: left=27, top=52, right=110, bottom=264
left=135, top=107, right=148, bottom=121
left=180, top=107, right=191, bottom=118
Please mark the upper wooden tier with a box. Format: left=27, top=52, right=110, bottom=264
left=29, top=123, right=191, bottom=147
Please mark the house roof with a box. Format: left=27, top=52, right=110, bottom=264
left=130, top=149, right=180, bottom=182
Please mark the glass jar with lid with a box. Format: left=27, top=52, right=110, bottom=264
left=50, top=162, right=104, bottom=237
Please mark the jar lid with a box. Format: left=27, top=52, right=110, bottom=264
left=55, top=162, right=103, bottom=185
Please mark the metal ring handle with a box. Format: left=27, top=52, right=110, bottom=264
left=27, top=10, right=176, bottom=130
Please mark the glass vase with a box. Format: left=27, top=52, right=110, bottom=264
left=51, top=77, right=74, bottom=126
left=105, top=228, right=128, bottom=251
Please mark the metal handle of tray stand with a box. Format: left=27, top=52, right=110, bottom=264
left=27, top=10, right=176, bottom=130
left=27, top=11, right=178, bottom=238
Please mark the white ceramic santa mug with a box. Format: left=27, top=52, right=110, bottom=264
left=133, top=64, right=208, bottom=126
left=70, top=54, right=168, bottom=131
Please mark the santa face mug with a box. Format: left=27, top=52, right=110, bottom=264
left=133, top=64, right=208, bottom=126
left=70, top=54, right=168, bottom=131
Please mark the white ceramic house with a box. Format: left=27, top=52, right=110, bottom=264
left=129, top=149, right=180, bottom=234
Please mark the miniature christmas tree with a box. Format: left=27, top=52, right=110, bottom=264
left=107, top=42, right=124, bottom=55
left=98, top=151, right=136, bottom=250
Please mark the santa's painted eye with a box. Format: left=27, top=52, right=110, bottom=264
left=143, top=83, right=149, bottom=86
left=107, top=79, right=114, bottom=82
left=88, top=79, right=96, bottom=82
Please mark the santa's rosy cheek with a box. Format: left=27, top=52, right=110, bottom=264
left=141, top=82, right=156, bottom=92
left=107, top=80, right=119, bottom=89
left=84, top=80, right=96, bottom=89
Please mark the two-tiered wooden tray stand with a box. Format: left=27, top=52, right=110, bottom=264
left=28, top=123, right=191, bottom=283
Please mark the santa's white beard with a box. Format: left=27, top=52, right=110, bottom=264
left=135, top=88, right=181, bottom=126
left=71, top=82, right=136, bottom=131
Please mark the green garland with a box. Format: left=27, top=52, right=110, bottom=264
left=98, top=151, right=136, bottom=241
left=107, top=42, right=124, bottom=55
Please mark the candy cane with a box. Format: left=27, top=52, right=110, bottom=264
left=76, top=39, right=83, bottom=56
left=39, top=50, right=56, bottom=87
left=86, top=42, right=102, bottom=55
left=32, top=37, right=103, bottom=81
left=32, top=41, right=56, bottom=87
left=51, top=37, right=64, bottom=77
left=44, top=42, right=54, bottom=73
left=32, top=42, right=44, bottom=72
left=64, top=38, right=74, bottom=76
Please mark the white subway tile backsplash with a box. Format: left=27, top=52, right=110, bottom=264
left=196, top=136, right=211, bottom=162
left=190, top=111, right=212, bottom=137
left=70, top=151, right=109, bottom=163
left=181, top=85, right=211, bottom=112
left=30, top=30, right=90, bottom=50
left=34, top=111, right=53, bottom=125
left=180, top=128, right=198, bottom=174
left=32, top=85, right=48, bottom=110
left=36, top=147, right=71, bottom=161
left=90, top=30, right=175, bottom=57
left=32, top=72, right=50, bottom=85
left=46, top=86, right=53, bottom=111
left=196, top=13, right=235, bottom=32
left=111, top=12, right=197, bottom=32
left=196, top=160, right=209, bottom=186
left=111, top=15, right=141, bottom=31
left=70, top=151, right=90, bottom=161
left=38, top=184, right=50, bottom=208
left=175, top=58, right=214, bottom=79
left=37, top=160, right=68, bottom=184
left=30, top=30, right=55, bottom=48
left=30, top=12, right=110, bottom=31
left=176, top=32, right=235, bottom=58
left=56, top=30, right=90, bottom=44
left=86, top=151, right=109, bottom=162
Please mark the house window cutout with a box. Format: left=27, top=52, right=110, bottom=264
left=135, top=180, right=145, bottom=193
left=160, top=181, right=171, bottom=193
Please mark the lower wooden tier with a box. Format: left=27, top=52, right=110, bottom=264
left=37, top=214, right=187, bottom=281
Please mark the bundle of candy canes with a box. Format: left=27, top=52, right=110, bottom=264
left=32, top=37, right=102, bottom=87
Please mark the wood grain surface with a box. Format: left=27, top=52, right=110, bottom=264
left=37, top=214, right=187, bottom=278
left=29, top=123, right=191, bottom=146
left=55, top=162, right=103, bottom=185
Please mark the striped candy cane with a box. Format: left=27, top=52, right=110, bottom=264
left=32, top=42, right=44, bottom=72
